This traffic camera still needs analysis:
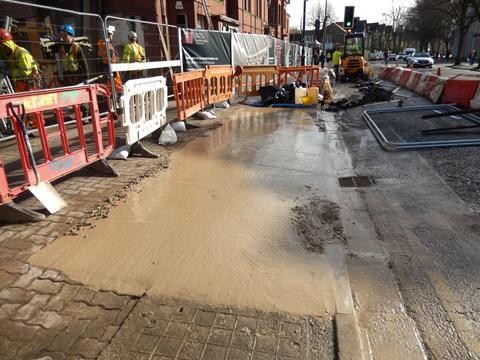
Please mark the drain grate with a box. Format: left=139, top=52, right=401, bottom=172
left=338, top=176, right=375, bottom=188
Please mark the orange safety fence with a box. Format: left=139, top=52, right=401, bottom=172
left=278, top=66, right=320, bottom=88
left=0, top=85, right=115, bottom=204
left=204, top=65, right=235, bottom=105
left=237, top=65, right=279, bottom=97
left=173, top=70, right=205, bottom=121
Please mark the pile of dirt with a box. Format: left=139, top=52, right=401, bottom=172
left=326, top=83, right=394, bottom=112
left=292, top=196, right=346, bottom=252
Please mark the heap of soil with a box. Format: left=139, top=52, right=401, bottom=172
left=326, top=84, right=394, bottom=112
left=292, top=196, right=346, bottom=252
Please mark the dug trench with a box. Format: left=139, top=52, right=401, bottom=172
left=26, top=105, right=356, bottom=358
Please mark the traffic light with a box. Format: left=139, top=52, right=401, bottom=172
left=344, top=6, right=355, bottom=29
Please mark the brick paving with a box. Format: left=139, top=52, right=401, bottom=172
left=0, top=110, right=336, bottom=359
left=99, top=297, right=334, bottom=360
left=0, top=139, right=164, bottom=358
left=0, top=120, right=222, bottom=359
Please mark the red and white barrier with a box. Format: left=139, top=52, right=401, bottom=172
left=0, top=85, right=115, bottom=205
left=399, top=69, right=412, bottom=87
left=441, top=79, right=480, bottom=108
left=426, top=76, right=447, bottom=104
left=406, top=72, right=422, bottom=91
left=392, top=68, right=403, bottom=84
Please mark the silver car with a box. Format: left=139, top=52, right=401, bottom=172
left=407, top=52, right=434, bottom=68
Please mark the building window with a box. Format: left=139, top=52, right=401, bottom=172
left=268, top=2, right=276, bottom=24
left=257, top=0, right=261, bottom=17
left=244, top=0, right=251, bottom=12
left=176, top=14, right=187, bottom=28
left=197, top=15, right=206, bottom=29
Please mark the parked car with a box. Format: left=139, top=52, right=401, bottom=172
left=396, top=53, right=407, bottom=61
left=374, top=51, right=383, bottom=60
left=407, top=52, right=434, bottom=68
left=389, top=53, right=397, bottom=61
left=368, top=52, right=378, bottom=61
left=405, top=48, right=416, bottom=57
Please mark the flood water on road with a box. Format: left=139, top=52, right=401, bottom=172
left=31, top=106, right=339, bottom=316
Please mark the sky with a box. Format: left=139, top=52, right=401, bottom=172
left=287, top=0, right=415, bottom=29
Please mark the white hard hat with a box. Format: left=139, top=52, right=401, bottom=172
left=128, top=31, right=138, bottom=40
left=107, top=25, right=115, bottom=35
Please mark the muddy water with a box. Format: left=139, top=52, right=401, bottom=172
left=31, top=107, right=336, bottom=316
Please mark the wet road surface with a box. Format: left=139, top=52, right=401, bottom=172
left=30, top=106, right=343, bottom=316
left=340, top=86, right=480, bottom=359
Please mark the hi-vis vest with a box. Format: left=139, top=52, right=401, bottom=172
left=123, top=42, right=145, bottom=63
left=60, top=43, right=80, bottom=73
left=11, top=46, right=39, bottom=80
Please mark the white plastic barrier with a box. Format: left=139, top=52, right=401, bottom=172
left=119, top=76, right=168, bottom=144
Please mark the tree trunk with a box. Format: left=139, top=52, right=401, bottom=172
left=455, top=28, right=467, bottom=65
left=455, top=3, right=470, bottom=65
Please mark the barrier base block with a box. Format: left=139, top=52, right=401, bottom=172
left=90, top=159, right=119, bottom=177
left=131, top=141, right=159, bottom=159
left=0, top=202, right=46, bottom=223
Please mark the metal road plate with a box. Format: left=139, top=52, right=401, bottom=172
left=363, top=104, right=480, bottom=151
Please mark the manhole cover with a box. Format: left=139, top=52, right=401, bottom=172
left=338, top=176, right=375, bottom=188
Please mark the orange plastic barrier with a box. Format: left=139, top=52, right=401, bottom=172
left=399, top=69, right=412, bottom=87
left=392, top=68, right=403, bottom=84
left=387, top=67, right=398, bottom=82
left=0, top=85, right=114, bottom=204
left=406, top=72, right=422, bottom=91
left=278, top=66, right=320, bottom=88
left=470, top=84, right=480, bottom=108
left=204, top=65, right=234, bottom=105
left=173, top=70, right=205, bottom=121
left=441, top=79, right=480, bottom=108
left=237, top=65, right=279, bottom=97
left=415, top=75, right=436, bottom=96
left=428, top=77, right=448, bottom=103
left=380, top=67, right=396, bottom=81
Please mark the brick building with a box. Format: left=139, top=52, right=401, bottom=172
left=168, top=0, right=289, bottom=39
left=1, top=0, right=289, bottom=38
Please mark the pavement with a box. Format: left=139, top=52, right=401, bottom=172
left=1, top=79, right=479, bottom=360
left=0, top=104, right=348, bottom=359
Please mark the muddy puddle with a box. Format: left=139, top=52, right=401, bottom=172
left=31, top=108, right=337, bottom=316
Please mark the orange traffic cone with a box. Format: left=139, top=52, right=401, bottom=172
left=436, top=67, right=441, bottom=76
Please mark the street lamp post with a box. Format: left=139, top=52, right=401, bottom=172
left=322, top=0, right=327, bottom=54
left=301, top=0, right=307, bottom=65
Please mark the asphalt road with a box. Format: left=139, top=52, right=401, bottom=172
left=337, top=84, right=480, bottom=359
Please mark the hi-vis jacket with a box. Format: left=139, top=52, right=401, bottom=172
left=1, top=40, right=38, bottom=80
left=122, top=42, right=145, bottom=63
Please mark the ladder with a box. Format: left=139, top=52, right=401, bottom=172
left=200, top=0, right=214, bottom=30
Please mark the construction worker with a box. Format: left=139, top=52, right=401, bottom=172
left=0, top=28, right=40, bottom=92
left=122, top=31, right=145, bottom=80
left=97, top=26, right=122, bottom=95
left=319, top=52, right=326, bottom=69
left=333, top=47, right=343, bottom=83
left=57, top=24, right=89, bottom=86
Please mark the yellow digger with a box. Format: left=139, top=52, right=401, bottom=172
left=341, top=32, right=371, bottom=81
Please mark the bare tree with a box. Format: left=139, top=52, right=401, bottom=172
left=306, top=2, right=337, bottom=28
left=383, top=0, right=407, bottom=52
left=405, top=0, right=456, bottom=57
left=433, top=0, right=476, bottom=64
